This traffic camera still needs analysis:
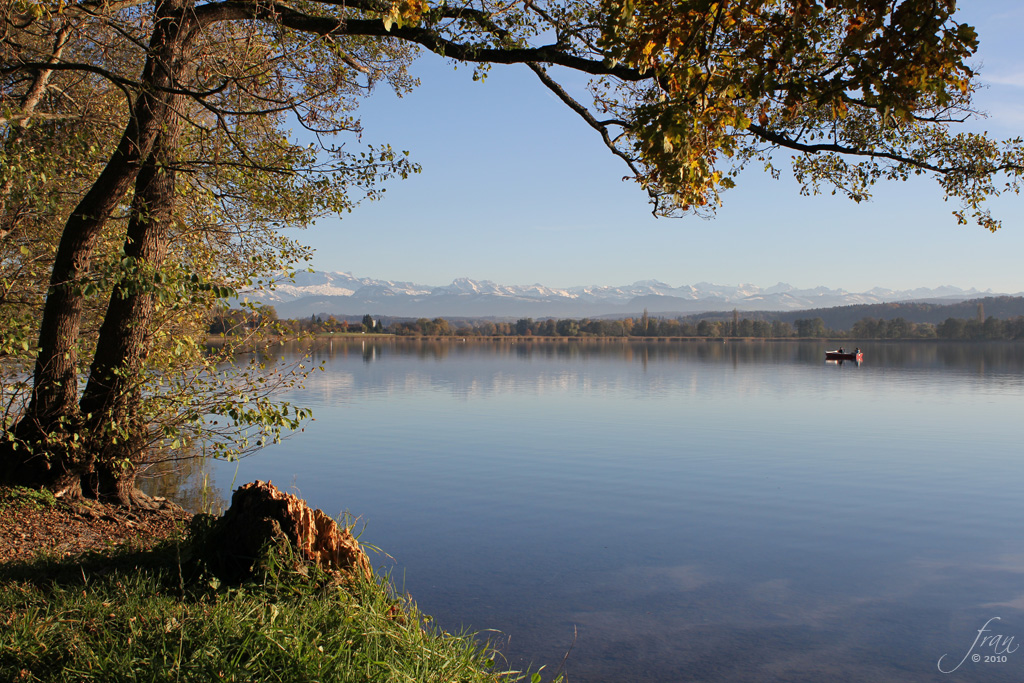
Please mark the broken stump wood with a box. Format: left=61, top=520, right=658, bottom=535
left=199, top=480, right=372, bottom=582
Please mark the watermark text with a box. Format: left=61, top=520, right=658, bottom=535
left=938, top=617, right=1019, bottom=674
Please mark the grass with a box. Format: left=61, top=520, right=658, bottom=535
left=0, top=531, right=529, bottom=683
left=0, top=486, right=57, bottom=512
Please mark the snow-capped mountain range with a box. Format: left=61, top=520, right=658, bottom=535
left=245, top=270, right=1009, bottom=319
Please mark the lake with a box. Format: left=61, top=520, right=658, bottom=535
left=181, top=339, right=1024, bottom=682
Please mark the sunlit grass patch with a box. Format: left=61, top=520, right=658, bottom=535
left=0, top=537, right=520, bottom=683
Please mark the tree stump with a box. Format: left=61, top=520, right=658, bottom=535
left=196, top=480, right=372, bottom=583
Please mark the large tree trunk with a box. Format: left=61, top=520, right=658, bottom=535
left=1, top=0, right=194, bottom=499
left=78, top=103, right=181, bottom=504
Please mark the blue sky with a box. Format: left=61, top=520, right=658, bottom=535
left=299, top=2, right=1024, bottom=293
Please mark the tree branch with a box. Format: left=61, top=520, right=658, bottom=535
left=194, top=0, right=646, bottom=80
left=747, top=123, right=945, bottom=173
left=526, top=63, right=658, bottom=209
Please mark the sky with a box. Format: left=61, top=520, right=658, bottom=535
left=295, top=2, right=1024, bottom=293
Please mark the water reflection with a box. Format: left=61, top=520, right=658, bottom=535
left=137, top=451, right=225, bottom=514
left=190, top=339, right=1024, bottom=682
left=245, top=339, right=1024, bottom=408
left=271, top=337, right=1024, bottom=374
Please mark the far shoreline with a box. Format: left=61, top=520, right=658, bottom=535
left=208, top=333, right=1023, bottom=345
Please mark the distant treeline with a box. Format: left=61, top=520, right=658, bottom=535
left=385, top=313, right=1024, bottom=340
left=390, top=313, right=790, bottom=337
left=766, top=295, right=1024, bottom=330
left=209, top=299, right=1024, bottom=341
left=208, top=309, right=383, bottom=335
left=847, top=315, right=1024, bottom=340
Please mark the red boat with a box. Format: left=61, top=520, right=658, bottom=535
left=825, top=349, right=863, bottom=362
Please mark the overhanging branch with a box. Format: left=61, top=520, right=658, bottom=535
left=194, top=0, right=646, bottom=80
left=747, top=122, right=946, bottom=173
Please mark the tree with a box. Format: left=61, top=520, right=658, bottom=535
left=431, top=318, right=452, bottom=336
left=795, top=317, right=827, bottom=338
left=639, top=308, right=651, bottom=336
left=852, top=317, right=883, bottom=338
left=982, top=316, right=1006, bottom=340
left=938, top=317, right=967, bottom=339
left=884, top=317, right=911, bottom=339
left=771, top=321, right=794, bottom=338
left=4, top=0, right=1024, bottom=503
left=556, top=318, right=580, bottom=336
left=2, top=0, right=415, bottom=501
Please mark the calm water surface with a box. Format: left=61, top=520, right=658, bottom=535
left=197, top=340, right=1024, bottom=682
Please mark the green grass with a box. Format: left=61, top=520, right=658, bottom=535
left=0, top=535, right=526, bottom=683
left=0, top=486, right=57, bottom=512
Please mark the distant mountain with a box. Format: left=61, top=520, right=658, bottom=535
left=244, top=271, right=1015, bottom=320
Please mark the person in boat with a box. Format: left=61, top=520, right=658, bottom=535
left=838, top=347, right=844, bottom=354
left=854, top=347, right=860, bottom=355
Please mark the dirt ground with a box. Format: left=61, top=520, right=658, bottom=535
left=0, top=487, right=192, bottom=565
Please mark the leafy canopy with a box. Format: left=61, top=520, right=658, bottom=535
left=591, top=0, right=1020, bottom=225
